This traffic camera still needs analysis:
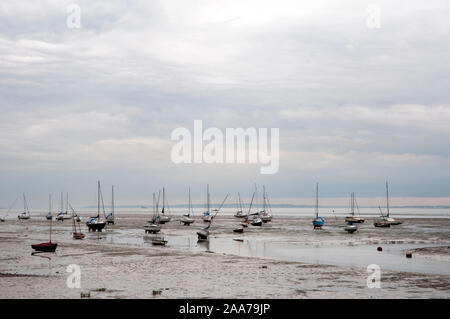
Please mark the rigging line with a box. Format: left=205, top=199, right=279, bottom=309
left=5, top=196, right=19, bottom=216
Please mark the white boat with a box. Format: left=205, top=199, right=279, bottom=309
left=374, top=182, right=403, bottom=227
left=56, top=192, right=71, bottom=221
left=344, top=222, right=357, bottom=233
left=259, top=186, right=273, bottom=223
left=234, top=193, right=247, bottom=218
left=180, top=187, right=195, bottom=226
left=345, top=192, right=364, bottom=223
left=144, top=192, right=161, bottom=233
left=17, top=193, right=31, bottom=220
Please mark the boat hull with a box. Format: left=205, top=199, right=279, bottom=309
left=144, top=224, right=160, bottom=233
left=31, top=242, right=57, bottom=252
left=313, top=217, right=325, bottom=229
left=345, top=216, right=364, bottom=223
left=233, top=228, right=244, bottom=233
left=87, top=222, right=106, bottom=232
left=197, top=229, right=209, bottom=241
left=72, top=232, right=85, bottom=239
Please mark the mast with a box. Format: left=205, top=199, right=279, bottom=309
left=66, top=192, right=69, bottom=214
left=23, top=193, right=26, bottom=214
left=351, top=192, right=355, bottom=216
left=49, top=210, right=52, bottom=242
left=49, top=194, right=52, bottom=214
left=238, top=192, right=243, bottom=212
left=112, top=185, right=115, bottom=217
left=60, top=192, right=63, bottom=214
left=386, top=181, right=390, bottom=217
left=263, top=185, right=267, bottom=213
left=162, top=187, right=165, bottom=215
left=207, top=184, right=210, bottom=214
left=97, top=180, right=100, bottom=219
left=188, top=187, right=192, bottom=216
left=315, top=183, right=319, bottom=218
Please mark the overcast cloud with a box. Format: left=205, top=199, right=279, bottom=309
left=1, top=0, right=450, bottom=208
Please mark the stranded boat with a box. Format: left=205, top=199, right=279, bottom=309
left=18, top=193, right=31, bottom=220
left=374, top=182, right=403, bottom=227
left=86, top=181, right=107, bottom=232
left=31, top=214, right=57, bottom=252
left=345, top=192, right=364, bottom=223
left=196, top=185, right=228, bottom=241
left=312, top=183, right=325, bottom=229
left=106, top=185, right=115, bottom=225
left=180, top=187, right=195, bottom=226
left=144, top=192, right=161, bottom=234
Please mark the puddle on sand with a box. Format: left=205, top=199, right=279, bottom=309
left=99, top=229, right=450, bottom=276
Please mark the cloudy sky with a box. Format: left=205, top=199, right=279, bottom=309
left=1, top=0, right=450, bottom=208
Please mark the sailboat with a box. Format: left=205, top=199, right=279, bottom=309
left=197, top=187, right=229, bottom=241
left=235, top=192, right=255, bottom=232
left=181, top=187, right=195, bottom=226
left=312, top=183, right=325, bottom=229
left=249, top=185, right=262, bottom=226
left=158, top=187, right=171, bottom=224
left=46, top=194, right=53, bottom=220
left=17, top=193, right=31, bottom=220
left=106, top=185, right=115, bottom=225
left=260, top=185, right=273, bottom=223
left=345, top=192, right=364, bottom=223
left=202, top=185, right=212, bottom=222
left=144, top=193, right=161, bottom=234
left=31, top=214, right=57, bottom=252
left=374, top=181, right=403, bottom=227
left=234, top=193, right=247, bottom=218
left=70, top=204, right=85, bottom=239
left=86, top=181, right=107, bottom=232
left=56, top=193, right=71, bottom=221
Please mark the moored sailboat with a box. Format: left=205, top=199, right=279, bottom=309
left=345, top=192, right=364, bottom=223
left=374, top=182, right=403, bottom=227
left=196, top=186, right=228, bottom=241
left=17, top=193, right=31, bottom=220
left=180, top=187, right=195, bottom=226
left=31, top=213, right=57, bottom=252
left=312, top=183, right=325, bottom=229
left=106, top=185, right=115, bottom=225
left=144, top=193, right=161, bottom=234
left=86, top=181, right=107, bottom=232
left=70, top=204, right=85, bottom=239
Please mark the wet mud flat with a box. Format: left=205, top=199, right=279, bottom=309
left=0, top=215, right=449, bottom=298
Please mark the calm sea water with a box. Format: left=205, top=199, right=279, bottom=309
left=1, top=207, right=450, bottom=219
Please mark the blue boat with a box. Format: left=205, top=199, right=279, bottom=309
left=312, top=183, right=325, bottom=229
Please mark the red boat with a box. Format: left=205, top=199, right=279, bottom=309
left=73, top=232, right=85, bottom=240
left=31, top=242, right=57, bottom=252
left=32, top=203, right=57, bottom=253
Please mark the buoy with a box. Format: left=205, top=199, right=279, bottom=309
left=377, top=246, right=383, bottom=252
left=406, top=251, right=412, bottom=258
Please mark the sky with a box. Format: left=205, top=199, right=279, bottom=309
left=1, top=0, right=450, bottom=208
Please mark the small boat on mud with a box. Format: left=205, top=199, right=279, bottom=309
left=18, top=193, right=31, bottom=220
left=345, top=192, right=364, bottom=223
left=144, top=192, right=161, bottom=233
left=374, top=182, right=403, bottom=227
left=344, top=222, right=357, bottom=233
left=312, top=184, right=325, bottom=229
left=70, top=204, right=85, bottom=239
left=150, top=234, right=168, bottom=246
left=196, top=185, right=228, bottom=242
left=86, top=181, right=106, bottom=232
left=32, top=214, right=57, bottom=252
left=158, top=187, right=171, bottom=224
left=234, top=193, right=247, bottom=218
left=180, top=188, right=195, bottom=226
left=106, top=185, right=115, bottom=225
left=56, top=193, right=72, bottom=221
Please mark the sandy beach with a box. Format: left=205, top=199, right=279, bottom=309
left=0, top=213, right=449, bottom=299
